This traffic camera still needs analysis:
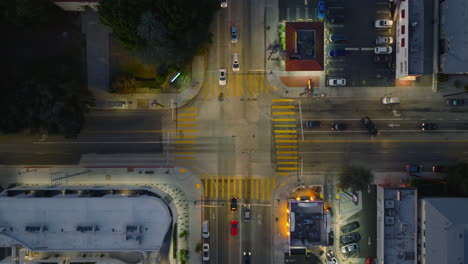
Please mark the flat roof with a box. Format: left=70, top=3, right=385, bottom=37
left=377, top=186, right=417, bottom=264
left=285, top=22, right=324, bottom=71
left=0, top=186, right=172, bottom=251
left=288, top=200, right=327, bottom=247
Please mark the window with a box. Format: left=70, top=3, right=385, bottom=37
left=401, top=10, right=405, bottom=18
left=401, top=38, right=405, bottom=47
left=401, top=25, right=406, bottom=34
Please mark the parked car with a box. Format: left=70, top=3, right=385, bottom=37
left=447, top=99, right=466, bottom=106
left=243, top=204, right=251, bottom=222
left=361, top=116, right=378, bottom=135
left=341, top=243, right=359, bottom=254
left=405, top=164, right=422, bottom=173
left=220, top=0, right=227, bottom=8
left=365, top=258, right=375, bottom=264
left=219, top=68, right=227, bottom=86
left=329, top=49, right=346, bottom=57
left=420, top=122, right=438, bottom=130
left=375, top=46, right=392, bottom=54
left=306, top=121, right=321, bottom=128
left=243, top=252, right=251, bottom=264
left=317, top=1, right=326, bottom=19
left=328, top=15, right=344, bottom=24
left=381, top=97, right=400, bottom=104
left=374, top=55, right=390, bottom=64
left=340, top=221, right=360, bottom=233
left=231, top=26, right=238, bottom=43
left=202, top=220, right=210, bottom=239
left=329, top=78, right=346, bottom=86
left=230, top=220, right=238, bottom=236
left=376, top=37, right=393, bottom=45
left=375, top=19, right=393, bottom=28
left=232, top=53, right=240, bottom=71
left=326, top=251, right=339, bottom=264
left=230, top=196, right=238, bottom=211
left=202, top=243, right=210, bottom=261
left=331, top=122, right=347, bottom=131
left=329, top=34, right=348, bottom=43
left=340, top=232, right=361, bottom=244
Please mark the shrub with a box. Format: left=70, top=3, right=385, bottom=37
left=111, top=74, right=137, bottom=94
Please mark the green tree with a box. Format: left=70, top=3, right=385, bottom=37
left=338, top=166, right=374, bottom=192
left=444, top=162, right=468, bottom=196
left=195, top=242, right=202, bottom=253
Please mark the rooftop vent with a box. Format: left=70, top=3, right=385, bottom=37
left=385, top=199, right=395, bottom=208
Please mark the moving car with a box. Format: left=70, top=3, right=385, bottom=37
left=432, top=165, right=444, bottom=173
left=243, top=252, right=251, bottom=264
left=232, top=53, right=240, bottom=71
left=328, top=49, right=346, bottom=57
left=405, top=164, right=421, bottom=173
left=202, top=220, right=210, bottom=239
left=230, top=196, right=238, bottom=211
left=376, top=37, right=393, bottom=45
left=341, top=243, right=359, bottom=254
left=326, top=251, right=339, bottom=264
left=447, top=99, right=466, bottom=106
left=331, top=122, right=347, bottom=131
left=219, top=68, right=227, bottom=86
left=220, top=0, right=227, bottom=8
left=381, top=97, right=400, bottom=104
left=375, top=46, right=393, bottom=54
left=374, top=55, right=390, bottom=64
left=340, top=221, right=360, bottom=233
left=328, top=15, right=344, bottom=24
left=329, top=34, right=347, bottom=43
left=231, top=26, right=238, bottom=43
left=375, top=19, right=393, bottom=28
left=306, top=121, right=321, bottom=128
left=317, top=1, right=326, bottom=19
left=361, top=116, right=378, bottom=135
left=202, top=243, right=210, bottom=261
left=230, top=220, right=238, bottom=236
left=329, top=78, right=346, bottom=86
left=340, top=232, right=361, bottom=244
left=243, top=204, right=251, bottom=222
left=420, top=122, right=438, bottom=130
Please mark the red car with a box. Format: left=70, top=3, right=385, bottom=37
left=230, top=220, right=238, bottom=236
left=365, top=258, right=374, bottom=264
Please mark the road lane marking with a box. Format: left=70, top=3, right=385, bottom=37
left=174, top=135, right=197, bottom=139
left=275, top=135, right=298, bottom=138
left=178, top=113, right=197, bottom=116
left=178, top=118, right=196, bottom=122
left=177, top=124, right=196, bottom=127
left=221, top=175, right=225, bottom=198
left=278, top=172, right=289, bottom=176
left=233, top=176, right=237, bottom=197
left=272, top=99, right=294, bottom=102
left=185, top=108, right=197, bottom=111
left=272, top=112, right=296, bottom=115
left=274, top=130, right=297, bottom=133
left=272, top=105, right=295, bottom=109
left=239, top=177, right=242, bottom=199
left=273, top=118, right=296, bottom=122
left=210, top=176, right=214, bottom=198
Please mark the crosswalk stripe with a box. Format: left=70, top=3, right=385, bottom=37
left=274, top=124, right=297, bottom=127
left=175, top=135, right=197, bottom=139
left=278, top=167, right=298, bottom=171
left=221, top=175, right=225, bottom=198
left=277, top=151, right=298, bottom=154
left=204, top=178, right=208, bottom=196
left=278, top=161, right=299, bottom=165
left=272, top=112, right=296, bottom=115
left=256, top=178, right=259, bottom=200
left=210, top=176, right=214, bottom=197
left=227, top=176, right=231, bottom=198
left=239, top=177, right=242, bottom=199
left=233, top=176, right=237, bottom=197
left=266, top=178, right=270, bottom=200
left=215, top=175, right=219, bottom=198
left=272, top=99, right=294, bottom=102
left=277, top=156, right=299, bottom=160
left=276, top=145, right=298, bottom=149
left=276, top=139, right=298, bottom=143
left=178, top=113, right=197, bottom=116
left=275, top=135, right=297, bottom=138
left=185, top=107, right=197, bottom=111
left=272, top=105, right=295, bottom=109
left=177, top=124, right=196, bottom=127
left=261, top=178, right=265, bottom=200
left=274, top=130, right=297, bottom=133
left=272, top=118, right=296, bottom=122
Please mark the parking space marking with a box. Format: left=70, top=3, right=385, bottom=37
left=361, top=48, right=375, bottom=51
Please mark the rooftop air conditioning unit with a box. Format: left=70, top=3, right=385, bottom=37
left=385, top=216, right=395, bottom=225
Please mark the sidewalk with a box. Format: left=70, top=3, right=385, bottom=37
left=90, top=56, right=205, bottom=110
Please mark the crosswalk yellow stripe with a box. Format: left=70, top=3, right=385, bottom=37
left=185, top=108, right=197, bottom=111
left=275, top=135, right=297, bottom=138
left=276, top=145, right=298, bottom=149
left=204, top=178, right=208, bottom=196
left=272, top=105, right=295, bottom=109
left=276, top=139, right=298, bottom=143
left=239, top=177, right=242, bottom=199
left=277, top=151, right=298, bottom=154
left=278, top=161, right=299, bottom=165
left=174, top=141, right=196, bottom=144
left=210, top=176, right=214, bottom=197
left=272, top=99, right=294, bottom=102
left=259, top=74, right=265, bottom=94
left=278, top=172, right=289, bottom=176
left=274, top=130, right=297, bottom=133
left=175, top=130, right=197, bottom=133
left=261, top=178, right=265, bottom=200
left=227, top=176, right=231, bottom=198
left=278, top=167, right=298, bottom=171
left=175, top=135, right=197, bottom=139
left=233, top=176, right=237, bottom=197
left=221, top=175, right=225, bottom=198
left=215, top=175, right=219, bottom=198
left=272, top=178, right=276, bottom=191
left=266, top=178, right=271, bottom=200
left=249, top=74, right=254, bottom=96
left=272, top=112, right=296, bottom=115
left=272, top=118, right=296, bottom=122
left=274, top=124, right=297, bottom=127
left=256, top=178, right=259, bottom=200
left=236, top=74, right=242, bottom=97
left=277, top=156, right=299, bottom=160
left=178, top=113, right=197, bottom=116
left=177, top=124, right=196, bottom=127
left=178, top=118, right=196, bottom=122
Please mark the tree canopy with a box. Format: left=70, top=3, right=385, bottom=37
left=98, top=0, right=218, bottom=66
left=338, top=166, right=374, bottom=192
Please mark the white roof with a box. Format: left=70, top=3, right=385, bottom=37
left=0, top=186, right=172, bottom=251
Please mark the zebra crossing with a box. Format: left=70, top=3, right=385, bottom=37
left=200, top=175, right=276, bottom=201
left=202, top=72, right=271, bottom=99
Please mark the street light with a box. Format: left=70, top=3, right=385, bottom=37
left=300, top=79, right=313, bottom=96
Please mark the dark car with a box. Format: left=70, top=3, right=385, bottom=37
left=420, top=123, right=438, bottom=130
left=340, top=221, right=360, bottom=233
left=447, top=99, right=466, bottom=106
left=373, top=55, right=389, bottom=64
left=243, top=252, right=251, bottom=264
left=405, top=164, right=421, bottom=173
left=331, top=122, right=347, bottom=131
left=361, top=116, right=378, bottom=135
left=328, top=15, right=344, bottom=24
left=306, top=121, right=321, bottom=128
left=329, top=49, right=346, bottom=57
left=317, top=1, right=326, bottom=19
left=326, top=251, right=338, bottom=264
left=230, top=196, right=238, bottom=211
left=340, top=232, right=361, bottom=244
left=432, top=165, right=444, bottom=173
left=329, top=34, right=348, bottom=43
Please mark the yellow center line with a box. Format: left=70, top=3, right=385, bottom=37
left=272, top=112, right=296, bottom=115
left=273, top=118, right=296, bottom=122
left=277, top=151, right=298, bottom=154
left=274, top=130, right=297, bottom=133
left=276, top=140, right=298, bottom=143
left=275, top=135, right=298, bottom=138
left=277, top=156, right=299, bottom=160
left=276, top=145, right=298, bottom=149
left=272, top=99, right=294, bottom=102
left=274, top=124, right=297, bottom=127
left=272, top=105, right=295, bottom=109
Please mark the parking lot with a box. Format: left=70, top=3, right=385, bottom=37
left=325, top=0, right=396, bottom=87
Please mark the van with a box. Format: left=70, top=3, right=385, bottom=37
left=202, top=220, right=209, bottom=239
left=381, top=97, right=400, bottom=104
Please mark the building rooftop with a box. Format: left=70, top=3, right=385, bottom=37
left=288, top=199, right=328, bottom=247
left=285, top=22, right=324, bottom=71
left=407, top=0, right=425, bottom=75
left=0, top=186, right=172, bottom=252
left=377, top=186, right=417, bottom=264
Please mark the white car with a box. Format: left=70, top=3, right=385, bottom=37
left=376, top=37, right=393, bottom=45
left=375, top=19, right=393, bottom=28
left=375, top=46, right=392, bottom=54
left=381, top=97, right=400, bottom=104
left=219, top=68, right=227, bottom=86
left=341, top=243, right=358, bottom=254
left=202, top=243, right=210, bottom=261
left=232, top=53, right=240, bottom=71
left=220, top=0, right=227, bottom=8
left=328, top=78, right=346, bottom=86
